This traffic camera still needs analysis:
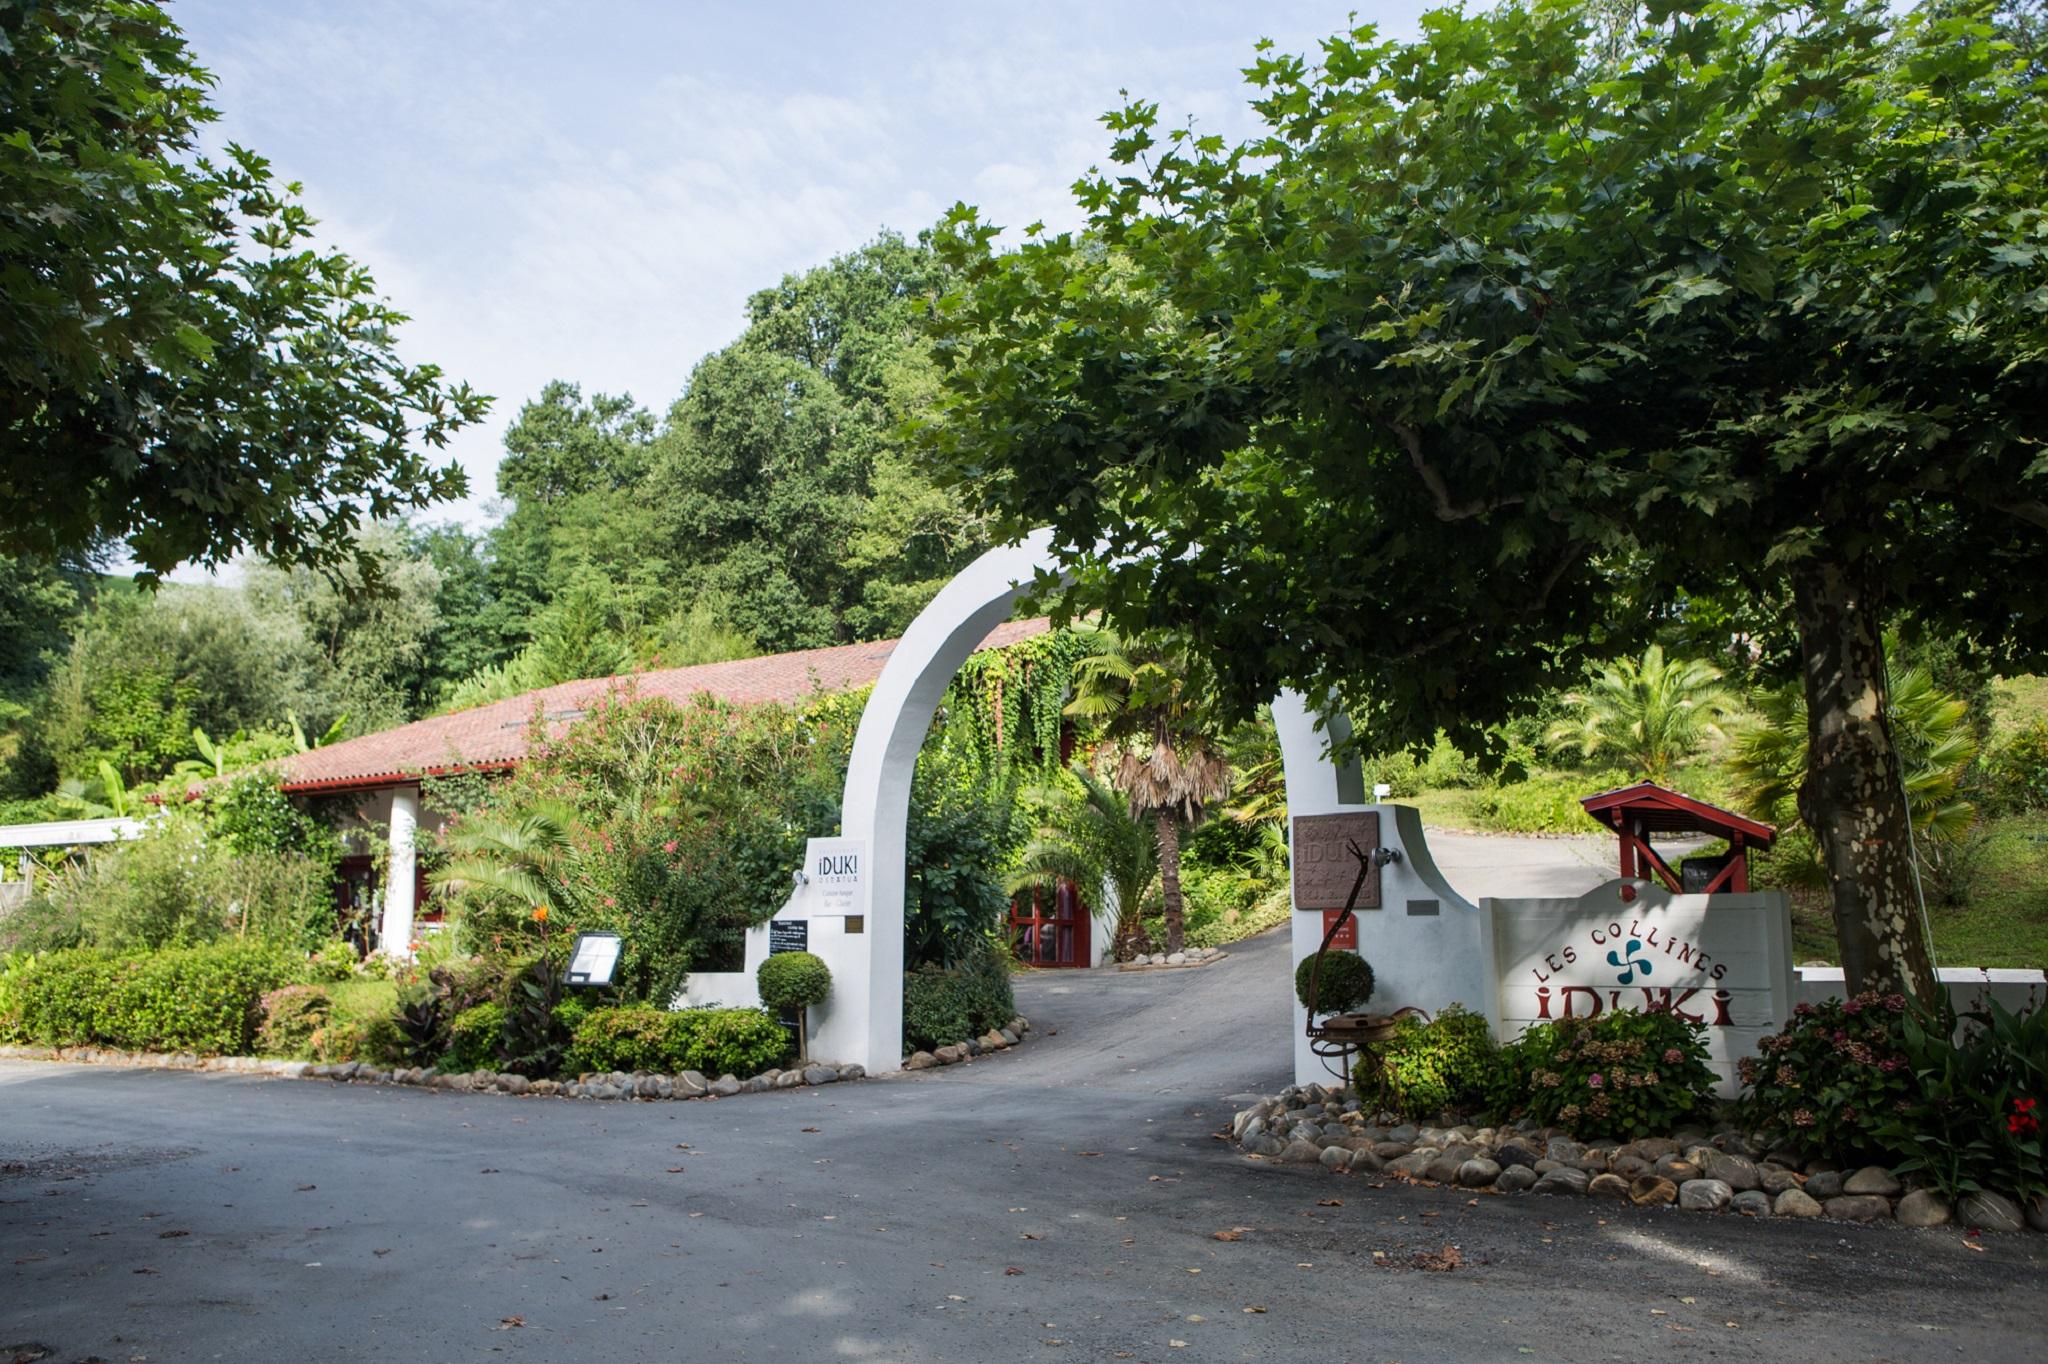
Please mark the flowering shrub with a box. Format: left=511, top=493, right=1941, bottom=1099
left=256, top=984, right=333, bottom=1058
left=1495, top=1005, right=1717, bottom=1139
left=1738, top=991, right=1914, bottom=1160
left=1870, top=996, right=2046, bottom=1205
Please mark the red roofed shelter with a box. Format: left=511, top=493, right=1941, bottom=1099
left=1579, top=781, right=1776, bottom=898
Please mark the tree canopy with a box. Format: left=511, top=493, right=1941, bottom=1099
left=923, top=0, right=2048, bottom=999
left=0, top=0, right=486, bottom=580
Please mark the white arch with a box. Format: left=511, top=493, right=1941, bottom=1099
left=814, top=529, right=1371, bottom=1073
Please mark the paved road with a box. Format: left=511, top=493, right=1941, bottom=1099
left=3, top=928, right=2041, bottom=1363
left=1422, top=830, right=1628, bottom=901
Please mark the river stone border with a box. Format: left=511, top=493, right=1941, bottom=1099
left=901, top=1015, right=1033, bottom=1070
left=1121, top=947, right=1227, bottom=970
left=1231, top=1081, right=2048, bottom=1234
left=0, top=1042, right=865, bottom=1102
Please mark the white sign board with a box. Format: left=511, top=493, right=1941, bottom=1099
left=1490, top=882, right=1794, bottom=1097
left=805, top=837, right=865, bottom=918
left=564, top=931, right=623, bottom=986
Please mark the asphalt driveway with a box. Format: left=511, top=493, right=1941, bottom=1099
left=2, top=927, right=2041, bottom=1363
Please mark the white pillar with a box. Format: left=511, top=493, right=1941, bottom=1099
left=381, top=785, right=420, bottom=958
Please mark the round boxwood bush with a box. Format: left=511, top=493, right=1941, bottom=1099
left=757, top=951, right=832, bottom=1010
left=1295, top=950, right=1375, bottom=1014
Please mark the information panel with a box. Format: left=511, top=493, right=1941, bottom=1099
left=769, top=919, right=809, bottom=955
left=805, top=837, right=865, bottom=917
left=563, top=931, right=622, bottom=986
left=1291, top=812, right=1383, bottom=911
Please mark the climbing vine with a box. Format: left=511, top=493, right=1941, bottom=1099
left=949, top=627, right=1093, bottom=780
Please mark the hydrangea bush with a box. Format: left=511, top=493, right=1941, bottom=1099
left=1738, top=991, right=1914, bottom=1160
left=1494, top=1005, right=1718, bottom=1140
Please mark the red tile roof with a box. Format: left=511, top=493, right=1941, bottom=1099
left=275, top=618, right=1050, bottom=793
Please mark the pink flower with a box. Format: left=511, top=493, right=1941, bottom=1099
left=1842, top=998, right=1864, bottom=1016
left=1662, top=1047, right=1683, bottom=1065
left=1587, top=1073, right=1605, bottom=1089
left=663, top=840, right=678, bottom=853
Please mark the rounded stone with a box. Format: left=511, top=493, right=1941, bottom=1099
left=1388, top=1152, right=1436, bottom=1178
left=1494, top=1141, right=1542, bottom=1169
left=1533, top=1167, right=1591, bottom=1196
left=906, top=1051, right=937, bottom=1070
left=1495, top=1165, right=1538, bottom=1193
left=2027, top=1194, right=2048, bottom=1234
left=710, top=1075, right=743, bottom=1097
left=1348, top=1149, right=1384, bottom=1174
left=1958, top=1190, right=2025, bottom=1233
left=801, top=1065, right=838, bottom=1086
left=1248, top=1135, right=1286, bottom=1157
left=1457, top=1158, right=1502, bottom=1188
left=1759, top=1166, right=1802, bottom=1195
left=1842, top=1165, right=1902, bottom=1197
left=1678, top=1179, right=1733, bottom=1212
left=1166, top=952, right=1188, bottom=966
left=1700, top=1151, right=1761, bottom=1192
left=1282, top=1140, right=1324, bottom=1163
left=1373, top=1141, right=1412, bottom=1160
left=1588, top=1173, right=1632, bottom=1200
left=1824, top=1194, right=1894, bottom=1222
left=1653, top=1155, right=1699, bottom=1182
left=1731, top=1190, right=1773, bottom=1217
left=1894, top=1189, right=1952, bottom=1228
left=1803, top=1170, right=1845, bottom=1200
left=1774, top=1189, right=1824, bottom=1218
left=1628, top=1176, right=1678, bottom=1207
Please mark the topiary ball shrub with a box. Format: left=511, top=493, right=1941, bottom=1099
left=757, top=951, right=832, bottom=1010
left=1358, top=1003, right=1496, bottom=1118
left=1295, top=950, right=1375, bottom=1015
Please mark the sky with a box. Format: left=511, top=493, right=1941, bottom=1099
left=173, top=1, right=1437, bottom=540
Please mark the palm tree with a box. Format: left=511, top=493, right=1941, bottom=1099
left=1546, top=644, right=1737, bottom=783
left=431, top=799, right=578, bottom=940
left=1064, top=630, right=1231, bottom=955
left=1008, top=766, right=1159, bottom=961
left=1731, top=646, right=1979, bottom=845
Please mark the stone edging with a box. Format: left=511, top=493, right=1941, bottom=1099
left=1120, top=947, right=1227, bottom=971
left=901, top=1015, right=1032, bottom=1070
left=0, top=1043, right=864, bottom=1102
left=1231, top=1082, right=2047, bottom=1234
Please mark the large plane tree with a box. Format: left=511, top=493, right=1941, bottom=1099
left=923, top=0, right=2048, bottom=1002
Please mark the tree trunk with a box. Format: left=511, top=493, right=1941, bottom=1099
left=1789, top=556, right=1938, bottom=1004
left=1156, top=809, right=1186, bottom=955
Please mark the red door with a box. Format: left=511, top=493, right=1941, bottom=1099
left=1009, top=880, right=1090, bottom=967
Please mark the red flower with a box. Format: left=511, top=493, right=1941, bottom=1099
left=2012, top=1098, right=2040, bottom=1138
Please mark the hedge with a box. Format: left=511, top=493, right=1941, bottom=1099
left=1, top=943, right=305, bottom=1055
left=564, top=1004, right=790, bottom=1078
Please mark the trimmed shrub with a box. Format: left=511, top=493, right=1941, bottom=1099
left=757, top=951, right=832, bottom=1010
left=903, top=948, right=1016, bottom=1051
left=1358, top=1003, right=1496, bottom=1117
left=3, top=942, right=304, bottom=1054
left=309, top=940, right=358, bottom=983
left=680, top=1007, right=790, bottom=1077
left=1295, top=951, right=1375, bottom=1015
left=1739, top=990, right=1917, bottom=1160
left=1500, top=1005, right=1718, bottom=1139
left=445, top=1001, right=509, bottom=1071
left=256, top=984, right=333, bottom=1058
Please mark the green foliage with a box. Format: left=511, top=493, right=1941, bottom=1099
left=4, top=942, right=304, bottom=1054
left=1294, top=951, right=1375, bottom=1015
left=1499, top=1007, right=1718, bottom=1140
left=1546, top=647, right=1737, bottom=783
left=1739, top=991, right=1920, bottom=1161
left=902, top=947, right=1017, bottom=1052
left=1985, top=722, right=2048, bottom=816
left=1358, top=1004, right=1497, bottom=1119
left=1359, top=733, right=1485, bottom=798
left=309, top=940, right=358, bottom=984
left=564, top=1004, right=791, bottom=1078
left=1475, top=771, right=1618, bottom=835
left=256, top=984, right=332, bottom=1059
left=905, top=715, right=1026, bottom=967
left=0, top=0, right=485, bottom=580
left=1872, top=997, right=2048, bottom=1205
left=437, top=693, right=846, bottom=1000
left=757, top=952, right=832, bottom=1011
left=445, top=1001, right=509, bottom=1072
left=951, top=628, right=1092, bottom=778
left=1009, top=764, right=1157, bottom=962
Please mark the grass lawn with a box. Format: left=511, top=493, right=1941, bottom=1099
left=326, top=977, right=398, bottom=1024
left=1783, top=813, right=2048, bottom=968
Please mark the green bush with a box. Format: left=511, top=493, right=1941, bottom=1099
left=564, top=1003, right=792, bottom=1077
left=902, top=947, right=1016, bottom=1051
left=1986, top=720, right=2048, bottom=814
left=680, top=1007, right=790, bottom=1077
left=310, top=940, right=358, bottom=983
left=445, top=1001, right=508, bottom=1071
left=4, top=942, right=305, bottom=1054
left=1501, top=1005, right=1718, bottom=1139
left=1476, top=772, right=1616, bottom=834
left=1295, top=951, right=1375, bottom=1015
left=757, top=951, right=832, bottom=1010
left=1873, top=997, right=2047, bottom=1205
left=1738, top=991, right=1916, bottom=1159
left=256, top=984, right=332, bottom=1058
left=1357, top=1004, right=1496, bottom=1117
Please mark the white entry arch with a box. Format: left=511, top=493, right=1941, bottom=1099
left=809, top=527, right=1377, bottom=1074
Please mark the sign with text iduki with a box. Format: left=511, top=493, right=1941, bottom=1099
left=805, top=837, right=865, bottom=917
left=1490, top=883, right=1795, bottom=1097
